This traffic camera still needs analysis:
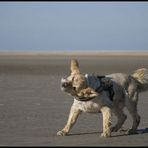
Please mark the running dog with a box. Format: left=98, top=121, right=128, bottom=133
left=57, top=59, right=148, bottom=137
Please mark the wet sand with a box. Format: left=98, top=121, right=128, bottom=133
left=0, top=52, right=148, bottom=146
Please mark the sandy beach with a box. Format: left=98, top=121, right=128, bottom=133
left=0, top=52, right=148, bottom=146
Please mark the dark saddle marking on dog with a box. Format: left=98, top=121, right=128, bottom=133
left=96, top=75, right=114, bottom=101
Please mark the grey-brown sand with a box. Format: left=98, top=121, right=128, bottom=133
left=0, top=53, right=148, bottom=146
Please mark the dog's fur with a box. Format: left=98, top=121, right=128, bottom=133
left=57, top=59, right=148, bottom=137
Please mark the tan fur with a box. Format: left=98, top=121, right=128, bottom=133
left=57, top=59, right=148, bottom=137
left=77, top=87, right=98, bottom=99
left=100, top=107, right=112, bottom=137
left=132, top=68, right=147, bottom=80
left=57, top=106, right=81, bottom=136
left=132, top=68, right=148, bottom=92
left=71, top=59, right=80, bottom=75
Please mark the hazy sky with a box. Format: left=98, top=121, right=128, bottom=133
left=0, top=2, right=148, bottom=52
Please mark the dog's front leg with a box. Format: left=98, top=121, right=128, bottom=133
left=100, top=106, right=112, bottom=138
left=57, top=105, right=81, bottom=136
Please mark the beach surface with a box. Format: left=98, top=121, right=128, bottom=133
left=0, top=52, right=148, bottom=146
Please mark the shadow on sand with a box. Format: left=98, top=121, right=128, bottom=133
left=68, top=128, right=148, bottom=137
left=111, top=127, right=148, bottom=138
left=68, top=131, right=101, bottom=136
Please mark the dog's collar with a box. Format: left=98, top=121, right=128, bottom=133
left=74, top=96, right=96, bottom=102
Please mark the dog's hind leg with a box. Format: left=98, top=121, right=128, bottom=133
left=126, top=92, right=140, bottom=134
left=111, top=107, right=127, bottom=132
left=57, top=105, right=81, bottom=136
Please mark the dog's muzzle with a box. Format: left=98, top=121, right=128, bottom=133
left=61, top=78, right=71, bottom=89
left=61, top=82, right=69, bottom=88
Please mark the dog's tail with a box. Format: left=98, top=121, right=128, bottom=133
left=131, top=68, right=148, bottom=92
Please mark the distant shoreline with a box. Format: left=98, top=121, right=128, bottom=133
left=0, top=51, right=148, bottom=56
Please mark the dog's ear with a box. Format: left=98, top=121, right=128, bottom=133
left=70, top=59, right=80, bottom=75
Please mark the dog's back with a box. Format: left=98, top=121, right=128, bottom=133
left=106, top=68, right=148, bottom=99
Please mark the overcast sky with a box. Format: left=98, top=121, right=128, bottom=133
left=0, top=2, right=148, bottom=52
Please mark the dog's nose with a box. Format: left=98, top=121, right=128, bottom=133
left=62, top=82, right=68, bottom=87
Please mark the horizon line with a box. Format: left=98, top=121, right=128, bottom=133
left=0, top=50, right=148, bottom=56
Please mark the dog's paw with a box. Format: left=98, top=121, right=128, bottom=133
left=100, top=132, right=111, bottom=138
left=127, top=129, right=138, bottom=135
left=57, top=130, right=68, bottom=136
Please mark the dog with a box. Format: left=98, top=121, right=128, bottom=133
left=57, top=59, right=148, bottom=137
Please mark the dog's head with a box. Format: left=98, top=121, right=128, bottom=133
left=61, top=59, right=98, bottom=99
left=61, top=59, right=87, bottom=95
